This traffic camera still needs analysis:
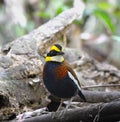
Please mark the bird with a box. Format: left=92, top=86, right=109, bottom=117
left=43, top=44, right=86, bottom=112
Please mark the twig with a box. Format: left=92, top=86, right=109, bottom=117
left=82, top=84, right=120, bottom=89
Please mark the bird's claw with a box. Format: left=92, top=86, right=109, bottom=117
left=51, top=110, right=67, bottom=120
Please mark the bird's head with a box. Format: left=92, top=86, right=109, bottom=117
left=45, top=44, right=64, bottom=62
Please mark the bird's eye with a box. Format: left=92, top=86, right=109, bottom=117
left=50, top=50, right=55, bottom=55
left=47, top=50, right=57, bottom=56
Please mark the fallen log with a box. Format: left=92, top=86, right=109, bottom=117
left=46, top=90, right=120, bottom=112
left=21, top=100, right=120, bottom=122
left=75, top=90, right=120, bottom=103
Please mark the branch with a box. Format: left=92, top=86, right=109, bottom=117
left=20, top=100, right=120, bottom=122
left=46, top=90, right=120, bottom=105
left=16, top=90, right=120, bottom=121
left=75, top=90, right=120, bottom=103
left=82, top=84, right=120, bottom=89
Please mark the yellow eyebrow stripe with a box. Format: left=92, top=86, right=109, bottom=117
left=45, top=56, right=51, bottom=62
left=50, top=45, right=60, bottom=52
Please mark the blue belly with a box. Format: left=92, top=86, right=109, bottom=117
left=43, top=62, right=77, bottom=98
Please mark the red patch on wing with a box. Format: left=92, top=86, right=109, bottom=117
left=55, top=64, right=68, bottom=80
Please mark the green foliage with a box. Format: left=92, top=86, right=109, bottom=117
left=37, top=12, right=51, bottom=19
left=93, top=9, right=115, bottom=33
left=55, top=6, right=69, bottom=15
left=15, top=26, right=26, bottom=37
left=36, top=0, right=71, bottom=19
left=0, top=0, right=120, bottom=45
left=97, top=2, right=114, bottom=10
left=82, top=1, right=115, bottom=34
left=14, top=21, right=35, bottom=37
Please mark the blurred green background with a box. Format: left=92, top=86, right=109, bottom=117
left=0, top=0, right=120, bottom=68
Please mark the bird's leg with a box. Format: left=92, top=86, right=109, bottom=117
left=65, top=97, right=73, bottom=110
left=51, top=99, right=64, bottom=119
left=66, top=97, right=80, bottom=109
left=56, top=99, right=64, bottom=111
left=53, top=97, right=74, bottom=119
left=51, top=98, right=74, bottom=120
left=58, top=97, right=73, bottom=118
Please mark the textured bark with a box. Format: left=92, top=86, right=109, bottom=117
left=0, top=55, right=48, bottom=121
left=75, top=90, right=120, bottom=103
left=0, top=5, right=85, bottom=121
left=0, top=2, right=120, bottom=122
left=21, top=100, right=120, bottom=122
left=2, top=7, right=83, bottom=56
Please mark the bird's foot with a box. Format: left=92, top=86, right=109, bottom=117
left=51, top=109, right=67, bottom=120
left=70, top=104, right=80, bottom=109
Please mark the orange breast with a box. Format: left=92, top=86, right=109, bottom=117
left=55, top=64, right=68, bottom=80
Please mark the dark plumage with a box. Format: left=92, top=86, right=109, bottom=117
left=43, top=44, right=86, bottom=111
left=43, top=62, right=77, bottom=98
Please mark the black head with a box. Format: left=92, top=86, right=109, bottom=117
left=54, top=44, right=62, bottom=51
left=47, top=44, right=64, bottom=56
left=45, top=44, right=64, bottom=62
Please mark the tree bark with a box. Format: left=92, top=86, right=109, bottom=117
left=75, top=90, right=120, bottom=103
left=21, top=100, right=120, bottom=122
left=0, top=5, right=85, bottom=121
left=0, top=2, right=120, bottom=122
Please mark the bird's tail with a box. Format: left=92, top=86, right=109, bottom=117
left=78, top=90, right=86, bottom=102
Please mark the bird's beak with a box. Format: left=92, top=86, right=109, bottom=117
left=57, top=51, right=64, bottom=55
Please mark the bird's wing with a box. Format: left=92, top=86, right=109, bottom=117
left=63, top=60, right=81, bottom=87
